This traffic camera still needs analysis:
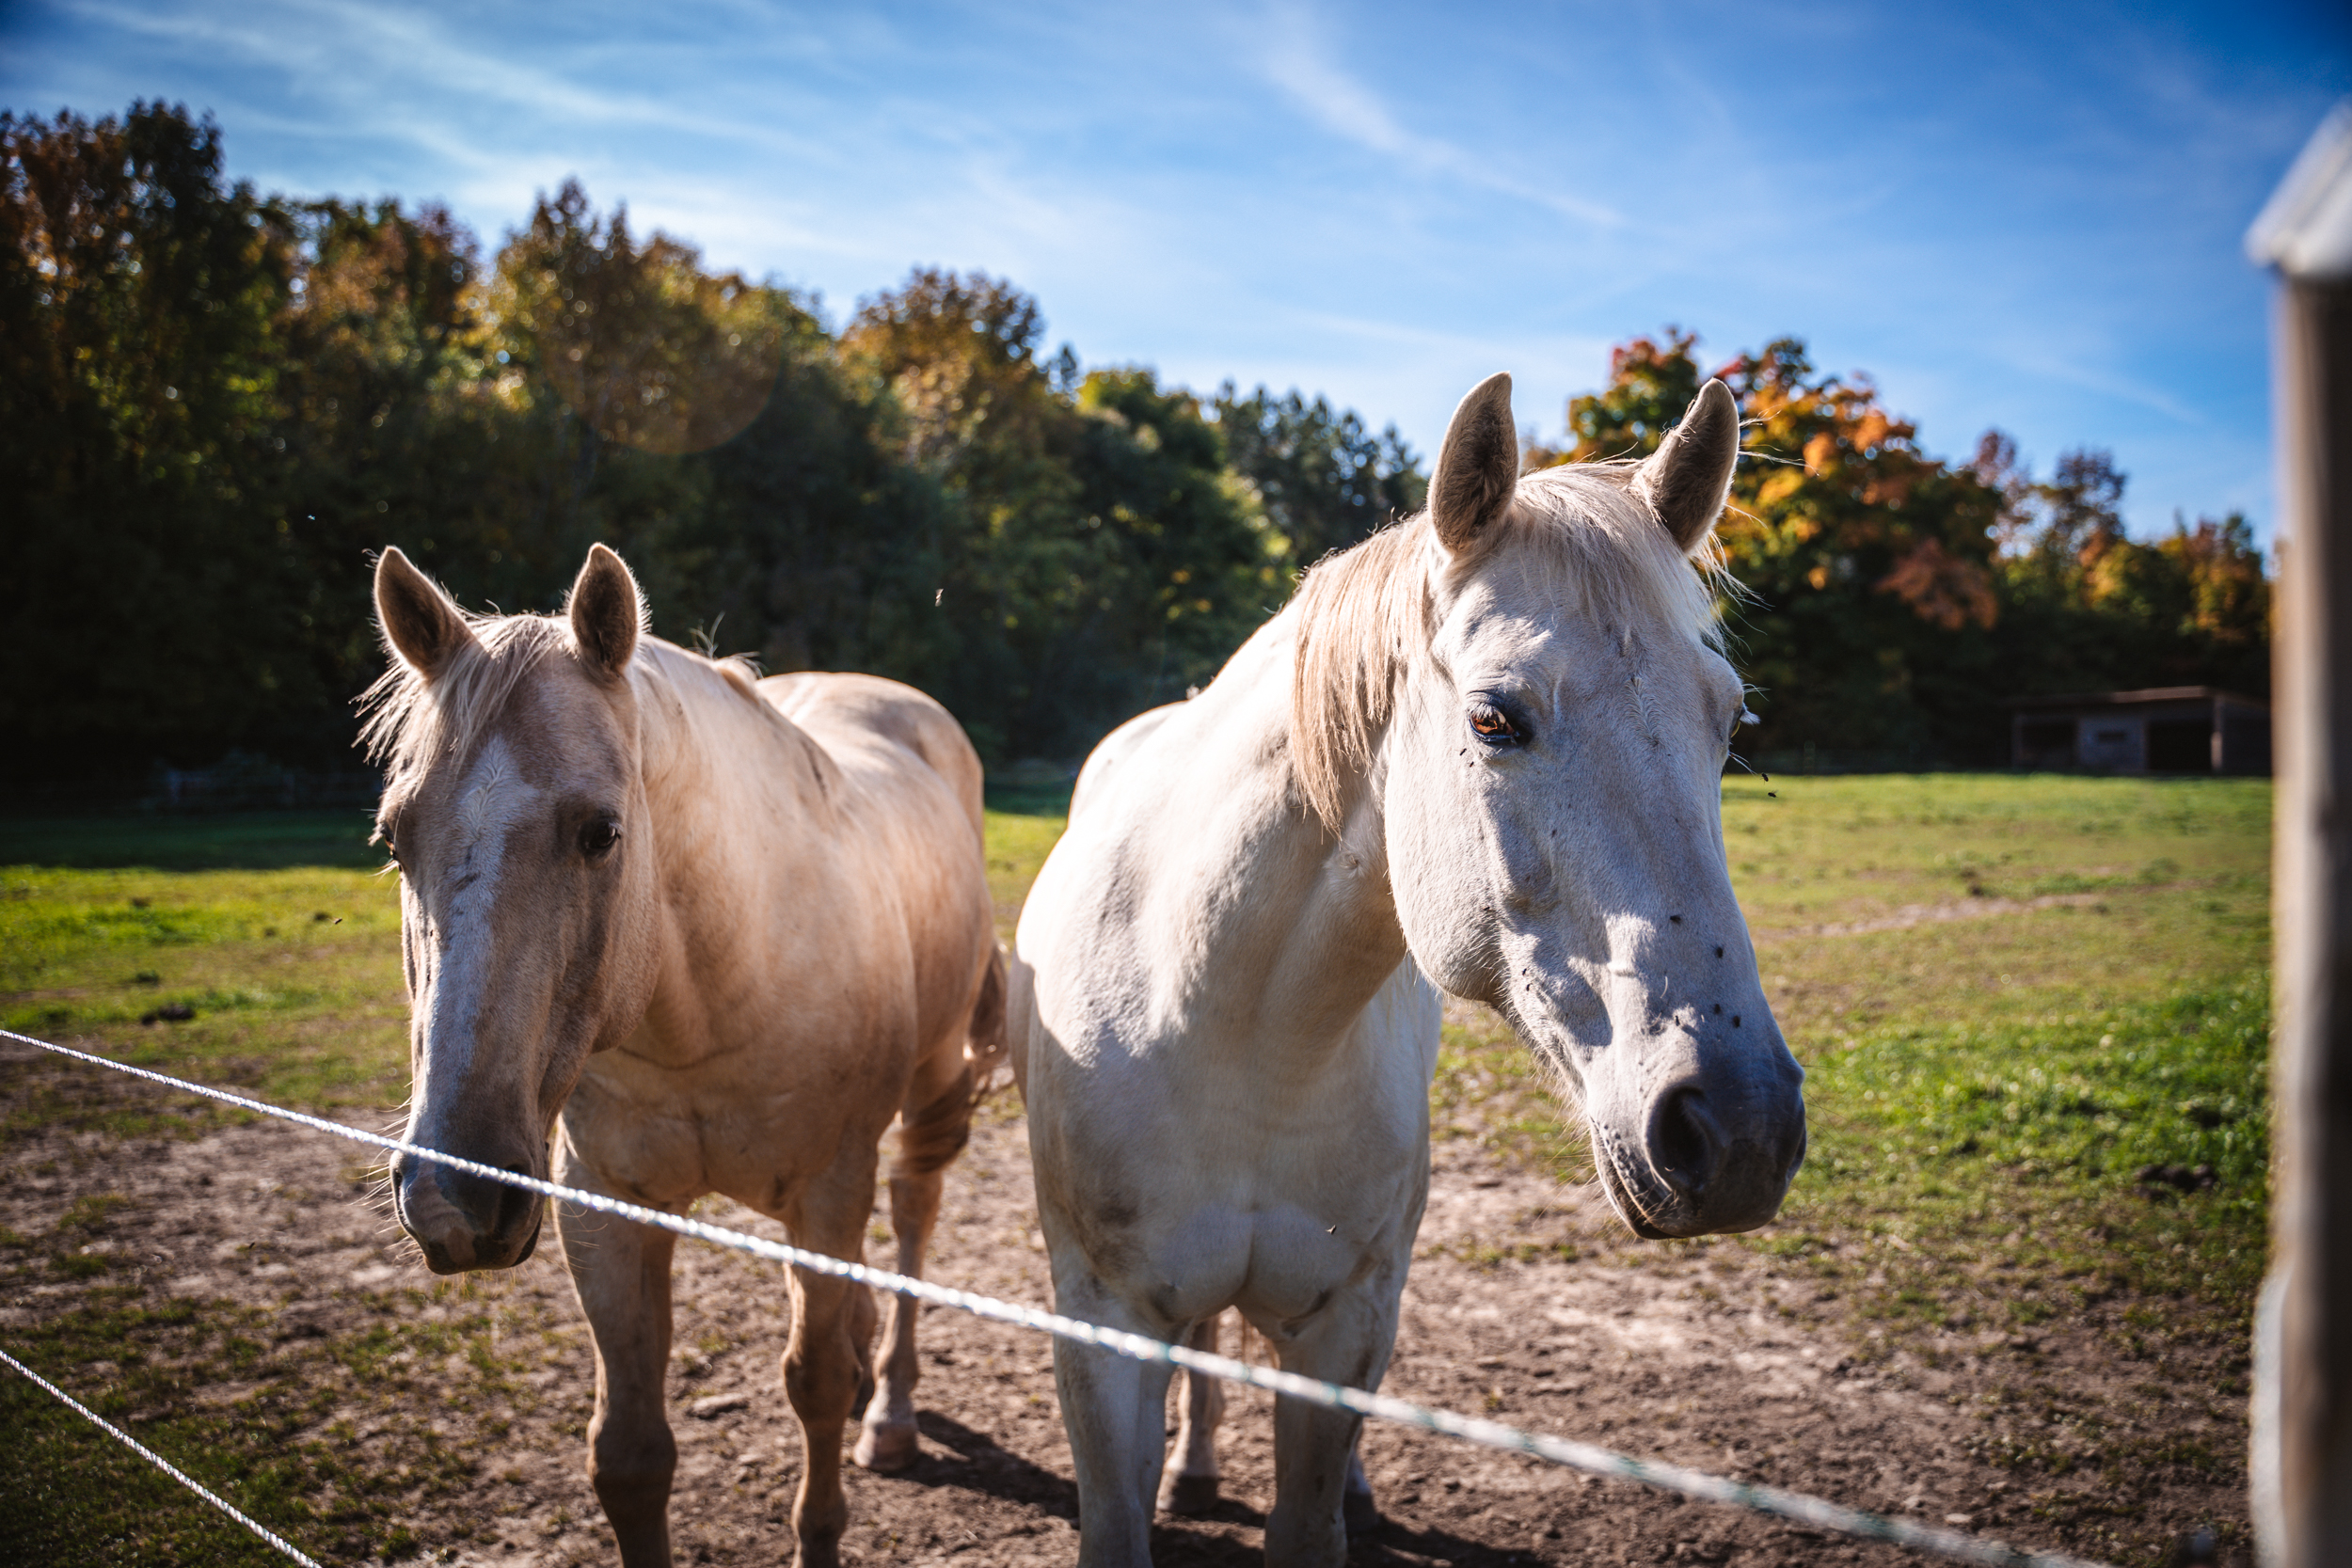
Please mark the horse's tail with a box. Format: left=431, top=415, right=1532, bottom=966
left=890, top=942, right=1007, bottom=1183
left=962, top=942, right=1009, bottom=1106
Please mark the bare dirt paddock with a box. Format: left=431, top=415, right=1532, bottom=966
left=0, top=1042, right=2249, bottom=1568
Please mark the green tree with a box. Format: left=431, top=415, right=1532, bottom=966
left=0, top=103, right=310, bottom=772
left=633, top=311, right=956, bottom=689
left=1213, top=384, right=1425, bottom=574
left=845, top=272, right=1273, bottom=756
left=493, top=180, right=789, bottom=462
left=0, top=106, right=1487, bottom=781
left=1035, top=368, right=1274, bottom=734
left=276, top=198, right=504, bottom=705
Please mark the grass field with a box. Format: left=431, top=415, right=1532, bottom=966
left=0, top=772, right=2271, bottom=1560
left=1433, top=773, right=2272, bottom=1353
left=0, top=794, right=1066, bottom=1137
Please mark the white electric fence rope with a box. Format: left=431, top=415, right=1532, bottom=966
left=4, top=1029, right=2111, bottom=1568
left=0, top=1343, right=326, bottom=1568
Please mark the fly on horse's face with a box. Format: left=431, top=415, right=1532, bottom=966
left=1381, top=375, right=1805, bottom=1240
left=369, top=546, right=661, bottom=1274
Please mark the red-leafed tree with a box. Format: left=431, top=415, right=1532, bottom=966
left=1541, top=330, right=2266, bottom=762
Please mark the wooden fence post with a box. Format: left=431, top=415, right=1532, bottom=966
left=2250, top=103, right=2352, bottom=1567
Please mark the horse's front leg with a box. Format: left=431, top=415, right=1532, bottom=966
left=1158, top=1313, right=1226, bottom=1515
left=781, top=1161, right=882, bottom=1568
left=556, top=1150, right=680, bottom=1568
left=1052, top=1270, right=1180, bottom=1568
left=1259, top=1287, right=1403, bottom=1568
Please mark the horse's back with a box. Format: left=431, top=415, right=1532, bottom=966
left=757, top=672, right=984, bottom=836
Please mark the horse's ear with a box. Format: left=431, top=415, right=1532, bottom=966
left=1635, top=379, right=1741, bottom=553
left=374, top=546, right=476, bottom=681
left=1429, top=372, right=1519, bottom=555
left=567, top=544, right=644, bottom=680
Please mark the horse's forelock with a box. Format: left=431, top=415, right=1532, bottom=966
left=359, top=614, right=570, bottom=782
left=1505, top=463, right=1731, bottom=653
left=1289, top=465, right=1730, bottom=832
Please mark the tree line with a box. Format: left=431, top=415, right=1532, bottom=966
left=2, top=103, right=2266, bottom=794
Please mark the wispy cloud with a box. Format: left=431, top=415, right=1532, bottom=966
left=1250, top=1, right=1628, bottom=230
left=62, top=0, right=832, bottom=168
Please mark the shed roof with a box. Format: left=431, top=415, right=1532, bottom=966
left=2003, top=687, right=2269, bottom=712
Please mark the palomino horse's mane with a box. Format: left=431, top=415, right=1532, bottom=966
left=359, top=605, right=762, bottom=785
left=1290, top=461, right=1729, bottom=829
left=360, top=613, right=570, bottom=784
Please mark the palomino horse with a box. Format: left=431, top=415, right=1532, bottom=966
left=1012, top=374, right=1807, bottom=1567
left=365, top=544, right=1005, bottom=1568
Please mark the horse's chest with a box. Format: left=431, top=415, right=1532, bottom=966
left=566, top=1052, right=892, bottom=1209
left=1052, top=1092, right=1429, bottom=1330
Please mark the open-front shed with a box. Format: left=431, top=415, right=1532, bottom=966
left=2006, top=685, right=2273, bottom=774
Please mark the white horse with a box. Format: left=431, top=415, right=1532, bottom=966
left=1011, top=374, right=1807, bottom=1567
left=365, top=545, right=1005, bottom=1568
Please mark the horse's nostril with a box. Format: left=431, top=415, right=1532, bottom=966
left=493, top=1164, right=537, bottom=1238
left=1654, top=1087, right=1716, bottom=1193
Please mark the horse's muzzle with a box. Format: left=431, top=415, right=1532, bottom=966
left=1602, top=1078, right=1807, bottom=1240
left=392, top=1155, right=545, bottom=1274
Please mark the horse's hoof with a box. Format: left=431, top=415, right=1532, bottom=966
left=1158, top=1472, right=1220, bottom=1515
left=852, top=1419, right=919, bottom=1473
left=1343, top=1482, right=1380, bottom=1536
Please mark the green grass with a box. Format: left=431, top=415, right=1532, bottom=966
left=0, top=792, right=1074, bottom=1132
left=1719, top=772, right=2270, bottom=1038
left=1780, top=977, right=2268, bottom=1333
left=1433, top=771, right=2273, bottom=1346
left=1, top=860, right=409, bottom=1135
left=982, top=805, right=1068, bottom=941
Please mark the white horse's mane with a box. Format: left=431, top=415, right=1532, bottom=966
left=1290, top=461, right=1730, bottom=829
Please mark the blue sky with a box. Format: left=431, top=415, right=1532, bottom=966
left=6, top=0, right=2346, bottom=542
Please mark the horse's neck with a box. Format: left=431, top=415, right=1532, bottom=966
left=1132, top=620, right=1411, bottom=1050
left=630, top=648, right=835, bottom=976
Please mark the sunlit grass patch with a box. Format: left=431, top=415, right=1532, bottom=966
left=0, top=862, right=408, bottom=1136
left=0, top=799, right=1073, bottom=1129
left=1433, top=773, right=2273, bottom=1349
left=1778, top=975, right=2269, bottom=1334
left=1437, top=974, right=2271, bottom=1363
left=1433, top=1006, right=1591, bottom=1180
left=982, top=805, right=1067, bottom=942
left=1718, top=771, right=2269, bottom=932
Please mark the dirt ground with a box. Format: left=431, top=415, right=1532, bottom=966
left=0, top=1039, right=2249, bottom=1568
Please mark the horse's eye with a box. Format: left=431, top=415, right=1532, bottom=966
left=1469, top=705, right=1523, bottom=745
left=579, top=818, right=622, bottom=859
left=1731, top=705, right=1759, bottom=741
